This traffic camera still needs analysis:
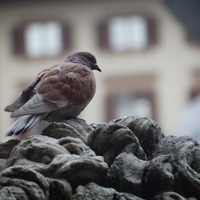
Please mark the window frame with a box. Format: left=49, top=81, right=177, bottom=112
left=105, top=74, right=157, bottom=121
left=97, top=12, right=157, bottom=53
left=12, top=18, right=72, bottom=59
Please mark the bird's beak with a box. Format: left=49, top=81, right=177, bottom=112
left=94, top=64, right=102, bottom=72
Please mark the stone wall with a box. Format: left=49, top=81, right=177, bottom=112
left=0, top=116, right=199, bottom=199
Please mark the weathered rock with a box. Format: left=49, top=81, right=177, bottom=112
left=0, top=165, right=73, bottom=200
left=152, top=192, right=188, bottom=200
left=0, top=139, right=19, bottom=159
left=0, top=166, right=49, bottom=200
left=107, top=152, right=147, bottom=197
left=152, top=136, right=200, bottom=164
left=42, top=119, right=92, bottom=143
left=73, top=182, right=145, bottom=200
left=187, top=198, right=198, bottom=200
left=0, top=139, right=19, bottom=173
left=90, top=122, right=107, bottom=130
left=42, top=153, right=108, bottom=189
left=0, top=160, right=7, bottom=174
left=7, top=135, right=68, bottom=169
left=0, top=118, right=199, bottom=199
left=156, top=136, right=200, bottom=198
left=0, top=186, right=28, bottom=200
left=47, top=178, right=72, bottom=200
left=111, top=116, right=165, bottom=158
left=143, top=136, right=200, bottom=199
left=88, top=122, right=146, bottom=166
left=6, top=134, right=108, bottom=190
left=142, top=155, right=175, bottom=198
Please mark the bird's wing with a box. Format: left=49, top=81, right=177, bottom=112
left=4, top=64, right=58, bottom=114
left=4, top=77, right=41, bottom=112
left=10, top=64, right=71, bottom=117
left=11, top=93, right=58, bottom=117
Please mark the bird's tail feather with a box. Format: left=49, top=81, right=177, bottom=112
left=5, top=115, right=41, bottom=137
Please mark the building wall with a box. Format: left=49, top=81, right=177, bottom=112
left=0, top=0, right=200, bottom=141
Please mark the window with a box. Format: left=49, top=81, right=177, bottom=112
left=98, top=14, right=157, bottom=52
left=12, top=20, right=71, bottom=58
left=108, top=16, right=148, bottom=51
left=105, top=75, right=156, bottom=121
left=114, top=92, right=152, bottom=118
left=24, top=21, right=63, bottom=58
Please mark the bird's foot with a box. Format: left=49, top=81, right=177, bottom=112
left=73, top=117, right=86, bottom=122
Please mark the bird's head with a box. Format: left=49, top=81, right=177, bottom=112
left=66, top=52, right=101, bottom=72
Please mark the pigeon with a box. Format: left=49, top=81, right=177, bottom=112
left=4, top=52, right=101, bottom=137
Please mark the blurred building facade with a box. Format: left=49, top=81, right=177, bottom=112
left=0, top=0, right=200, bottom=141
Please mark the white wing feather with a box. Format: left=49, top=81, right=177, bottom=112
left=11, top=93, right=57, bottom=117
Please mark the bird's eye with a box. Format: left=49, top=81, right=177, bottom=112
left=88, top=55, right=96, bottom=63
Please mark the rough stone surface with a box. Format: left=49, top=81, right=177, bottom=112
left=72, top=182, right=144, bottom=200
left=107, top=152, right=147, bottom=197
left=88, top=122, right=146, bottom=166
left=0, top=139, right=19, bottom=159
left=0, top=139, right=20, bottom=173
left=0, top=116, right=199, bottom=199
left=111, top=116, right=165, bottom=158
left=42, top=119, right=92, bottom=143
left=152, top=192, right=188, bottom=200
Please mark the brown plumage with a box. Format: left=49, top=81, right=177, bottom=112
left=4, top=52, right=101, bottom=136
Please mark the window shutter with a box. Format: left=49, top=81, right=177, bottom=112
left=12, top=24, right=25, bottom=55
left=97, top=20, right=108, bottom=49
left=105, top=93, right=115, bottom=121
left=147, top=17, right=157, bottom=45
left=62, top=24, right=72, bottom=52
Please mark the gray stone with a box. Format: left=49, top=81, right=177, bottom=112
left=47, top=178, right=72, bottom=200
left=88, top=122, right=146, bottom=166
left=111, top=116, right=165, bottom=158
left=0, top=118, right=199, bottom=199
left=7, top=134, right=108, bottom=190
left=143, top=136, right=200, bottom=199
left=153, top=192, right=187, bottom=200
left=0, top=166, right=49, bottom=200
left=142, top=155, right=175, bottom=198
left=0, top=139, right=19, bottom=159
left=73, top=182, right=145, bottom=200
left=7, top=135, right=68, bottom=169
left=107, top=153, right=147, bottom=197
left=42, top=153, right=108, bottom=189
left=0, top=186, right=28, bottom=200
left=0, top=139, right=19, bottom=173
left=42, top=119, right=92, bottom=143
